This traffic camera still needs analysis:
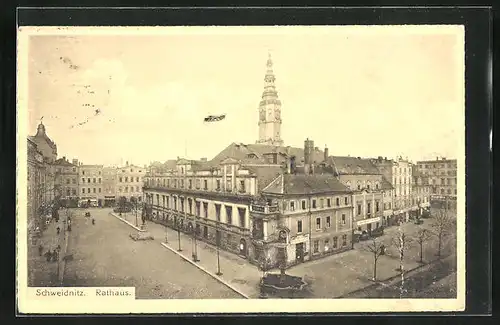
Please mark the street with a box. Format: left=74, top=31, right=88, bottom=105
left=62, top=207, right=242, bottom=299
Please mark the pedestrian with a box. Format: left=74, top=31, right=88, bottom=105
left=56, top=226, right=60, bottom=235
left=45, top=250, right=52, bottom=262
left=92, top=218, right=95, bottom=225
left=38, top=244, right=44, bottom=256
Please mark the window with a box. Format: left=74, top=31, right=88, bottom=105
left=81, top=177, right=85, bottom=183
left=333, top=237, right=338, bottom=248
left=225, top=206, right=233, bottom=225
left=301, top=200, right=306, bottom=210
left=203, top=202, right=208, bottom=218
left=136, top=177, right=139, bottom=182
left=98, top=178, right=101, bottom=183
left=238, top=207, right=246, bottom=227
left=204, top=180, right=208, bottom=190
left=367, top=182, right=371, bottom=190
left=346, top=181, right=351, bottom=190
left=215, top=204, right=221, bottom=221
left=87, top=178, right=91, bottom=183
left=82, top=170, right=85, bottom=175
left=72, top=178, right=76, bottom=184
left=341, top=214, right=346, bottom=225
left=66, top=179, right=70, bottom=184
left=357, top=182, right=361, bottom=190
left=297, top=220, right=303, bottom=233
left=118, top=187, right=122, bottom=193
left=367, top=203, right=371, bottom=214
left=327, top=198, right=331, bottom=207
left=375, top=182, right=379, bottom=189
left=320, top=198, right=324, bottom=208
left=357, top=204, right=362, bottom=215
left=441, top=178, right=445, bottom=185
left=441, top=189, right=445, bottom=194
left=82, top=188, right=85, bottom=193
left=72, top=189, right=76, bottom=195
left=290, top=201, right=295, bottom=211
left=345, top=197, right=348, bottom=205
left=239, top=180, right=245, bottom=192
left=454, top=189, right=457, bottom=195
left=98, top=188, right=101, bottom=193
left=316, top=217, right=321, bottom=230
left=447, top=189, right=451, bottom=194
left=326, top=216, right=331, bottom=228
left=216, top=180, right=221, bottom=190
left=66, top=189, right=70, bottom=196
left=93, top=188, right=96, bottom=193
left=181, top=180, right=184, bottom=188
left=313, top=240, right=319, bottom=253
left=119, top=177, right=122, bottom=182
left=93, top=178, right=96, bottom=183
left=376, top=201, right=380, bottom=212
left=189, top=179, right=192, bottom=189
left=312, top=199, right=317, bottom=209
left=336, top=198, right=340, bottom=206
left=342, top=234, right=347, bottom=246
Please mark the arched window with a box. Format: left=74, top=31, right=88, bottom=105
left=367, top=181, right=371, bottom=190
left=346, top=181, right=351, bottom=190
left=375, top=182, right=379, bottom=189
left=357, top=181, right=361, bottom=190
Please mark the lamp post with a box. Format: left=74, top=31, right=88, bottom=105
left=215, top=221, right=222, bottom=276
left=134, top=200, right=139, bottom=227
left=177, top=219, right=182, bottom=252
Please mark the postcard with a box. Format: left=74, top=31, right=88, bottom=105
left=17, top=25, right=465, bottom=314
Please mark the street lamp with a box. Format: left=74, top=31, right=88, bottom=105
left=177, top=219, right=182, bottom=252
left=215, top=221, right=222, bottom=276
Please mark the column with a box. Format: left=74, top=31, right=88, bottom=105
left=223, top=165, right=227, bottom=191
left=231, top=165, right=236, bottom=191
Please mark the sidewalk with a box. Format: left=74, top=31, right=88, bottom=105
left=27, top=217, right=68, bottom=286
left=110, top=213, right=262, bottom=298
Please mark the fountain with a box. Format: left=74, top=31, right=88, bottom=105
left=260, top=272, right=309, bottom=298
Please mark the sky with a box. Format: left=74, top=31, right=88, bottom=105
left=24, top=26, right=464, bottom=166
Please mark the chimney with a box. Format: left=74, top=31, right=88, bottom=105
left=314, top=146, right=319, bottom=152
left=324, top=146, right=329, bottom=161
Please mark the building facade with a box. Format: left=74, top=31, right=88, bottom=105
left=412, top=168, right=432, bottom=217
left=28, top=122, right=58, bottom=218
left=257, top=53, right=283, bottom=146
left=78, top=164, right=104, bottom=205
left=253, top=173, right=354, bottom=268
left=116, top=162, right=146, bottom=203
left=102, top=166, right=117, bottom=207
left=53, top=157, right=79, bottom=206
left=415, top=157, right=457, bottom=214
left=27, top=137, right=45, bottom=234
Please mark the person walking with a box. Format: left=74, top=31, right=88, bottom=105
left=38, top=243, right=44, bottom=256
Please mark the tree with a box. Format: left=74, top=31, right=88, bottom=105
left=391, top=230, right=413, bottom=297
left=118, top=196, right=127, bottom=214
left=431, top=210, right=454, bottom=258
left=415, top=228, right=433, bottom=263
left=362, top=238, right=385, bottom=281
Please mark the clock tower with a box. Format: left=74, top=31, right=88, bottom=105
left=256, top=52, right=283, bottom=146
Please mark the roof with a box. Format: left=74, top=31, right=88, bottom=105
left=209, top=142, right=325, bottom=166
left=326, top=156, right=381, bottom=175
left=245, top=165, right=283, bottom=192
left=263, top=174, right=350, bottom=195
left=381, top=177, right=394, bottom=190
left=53, top=158, right=76, bottom=167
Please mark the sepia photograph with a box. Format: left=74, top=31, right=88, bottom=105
left=17, top=25, right=465, bottom=313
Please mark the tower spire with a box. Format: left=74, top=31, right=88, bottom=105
left=256, top=52, right=283, bottom=146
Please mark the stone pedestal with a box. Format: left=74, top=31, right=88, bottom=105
left=130, top=224, right=154, bottom=241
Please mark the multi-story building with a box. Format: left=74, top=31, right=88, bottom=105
left=102, top=167, right=117, bottom=207
left=116, top=162, right=146, bottom=203
left=319, top=151, right=386, bottom=236
left=28, top=122, right=57, bottom=213
left=78, top=164, right=104, bottom=205
left=53, top=157, right=79, bottom=206
left=411, top=168, right=432, bottom=217
left=27, top=137, right=45, bottom=233
left=253, top=171, right=354, bottom=268
left=415, top=157, right=457, bottom=214
left=372, top=156, right=414, bottom=223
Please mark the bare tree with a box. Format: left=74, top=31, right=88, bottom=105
left=415, top=228, right=433, bottom=263
left=391, top=230, right=413, bottom=297
left=362, top=238, right=385, bottom=281
left=431, top=209, right=454, bottom=258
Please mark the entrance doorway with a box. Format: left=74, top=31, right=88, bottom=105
left=239, top=238, right=247, bottom=257
left=295, top=243, right=305, bottom=263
